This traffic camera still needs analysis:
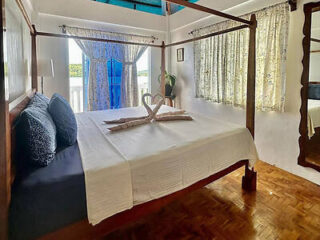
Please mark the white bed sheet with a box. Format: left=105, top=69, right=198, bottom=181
left=308, top=100, right=320, bottom=138
left=76, top=105, right=258, bottom=225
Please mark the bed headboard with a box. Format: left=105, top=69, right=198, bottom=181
left=0, top=89, right=35, bottom=239
left=0, top=0, right=37, bottom=237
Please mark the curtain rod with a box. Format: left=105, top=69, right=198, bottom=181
left=36, top=24, right=249, bottom=49
left=36, top=24, right=250, bottom=49
left=36, top=31, right=163, bottom=48
left=59, top=25, right=158, bottom=41
left=166, top=25, right=249, bottom=47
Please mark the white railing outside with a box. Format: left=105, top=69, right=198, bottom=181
left=138, top=76, right=149, bottom=106
left=70, top=77, right=83, bottom=113
left=70, top=76, right=149, bottom=111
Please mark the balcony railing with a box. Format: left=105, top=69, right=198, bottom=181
left=70, top=85, right=83, bottom=113
left=70, top=76, right=149, bottom=112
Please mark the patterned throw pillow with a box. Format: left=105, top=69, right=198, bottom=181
left=48, top=93, right=78, bottom=146
left=17, top=106, right=57, bottom=167
left=28, top=92, right=50, bottom=109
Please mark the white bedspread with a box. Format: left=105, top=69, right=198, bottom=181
left=76, top=106, right=258, bottom=225
left=308, top=100, right=320, bottom=138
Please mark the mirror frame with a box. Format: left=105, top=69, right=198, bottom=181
left=299, top=1, right=320, bottom=171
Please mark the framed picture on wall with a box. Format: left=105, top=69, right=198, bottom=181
left=177, top=48, right=184, bottom=62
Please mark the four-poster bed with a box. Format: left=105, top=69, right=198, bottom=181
left=0, top=0, right=257, bottom=239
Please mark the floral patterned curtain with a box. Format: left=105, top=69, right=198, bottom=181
left=193, top=3, right=289, bottom=112
left=66, top=26, right=154, bottom=110
left=120, top=34, right=152, bottom=107
left=122, top=44, right=147, bottom=107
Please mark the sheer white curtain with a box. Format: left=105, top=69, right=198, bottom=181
left=66, top=26, right=153, bottom=110
left=122, top=44, right=147, bottom=107
left=193, top=3, right=289, bottom=112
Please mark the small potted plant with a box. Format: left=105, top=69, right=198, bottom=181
left=158, top=71, right=176, bottom=99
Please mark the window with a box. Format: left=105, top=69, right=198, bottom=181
left=107, top=59, right=123, bottom=109
left=69, top=41, right=150, bottom=111
left=137, top=48, right=150, bottom=106
left=194, top=3, right=289, bottom=112
left=68, top=39, right=84, bottom=113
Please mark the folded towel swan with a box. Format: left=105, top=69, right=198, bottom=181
left=105, top=93, right=193, bottom=131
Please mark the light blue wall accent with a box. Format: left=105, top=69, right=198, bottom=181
left=93, top=0, right=198, bottom=16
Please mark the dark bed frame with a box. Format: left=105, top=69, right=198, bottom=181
left=1, top=0, right=258, bottom=239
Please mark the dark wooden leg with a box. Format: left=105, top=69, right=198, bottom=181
left=242, top=163, right=257, bottom=191
left=169, top=98, right=173, bottom=107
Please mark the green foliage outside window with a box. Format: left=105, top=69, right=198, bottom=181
left=138, top=70, right=148, bottom=77
left=69, top=64, right=83, bottom=78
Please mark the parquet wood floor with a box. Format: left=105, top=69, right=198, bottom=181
left=103, top=160, right=320, bottom=240
left=306, top=130, right=320, bottom=167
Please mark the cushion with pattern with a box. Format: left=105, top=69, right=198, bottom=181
left=28, top=92, right=50, bottom=109
left=17, top=107, right=57, bottom=167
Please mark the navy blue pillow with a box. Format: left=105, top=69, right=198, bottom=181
left=28, top=92, right=50, bottom=109
left=309, top=85, right=320, bottom=100
left=48, top=93, right=78, bottom=146
left=17, top=107, right=57, bottom=167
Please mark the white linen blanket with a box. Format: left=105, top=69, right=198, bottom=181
left=76, top=105, right=258, bottom=225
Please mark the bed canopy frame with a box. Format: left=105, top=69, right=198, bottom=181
left=0, top=0, right=257, bottom=239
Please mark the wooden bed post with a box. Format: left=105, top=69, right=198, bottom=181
left=31, top=25, right=38, bottom=91
left=242, top=14, right=257, bottom=192
left=0, top=0, right=10, bottom=238
left=160, top=41, right=166, bottom=97
left=246, top=14, right=256, bottom=139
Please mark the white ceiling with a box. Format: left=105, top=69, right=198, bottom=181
left=31, top=0, right=284, bottom=32
left=169, top=0, right=250, bottom=30
left=32, top=0, right=166, bottom=32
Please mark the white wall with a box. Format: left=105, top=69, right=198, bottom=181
left=169, top=0, right=320, bottom=184
left=35, top=13, right=166, bottom=101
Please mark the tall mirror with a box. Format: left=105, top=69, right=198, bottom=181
left=299, top=2, right=320, bottom=171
